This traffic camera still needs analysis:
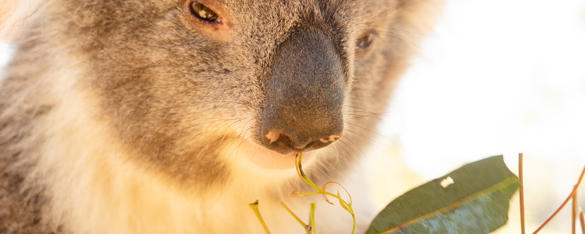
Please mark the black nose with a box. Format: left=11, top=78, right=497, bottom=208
left=259, top=29, right=345, bottom=154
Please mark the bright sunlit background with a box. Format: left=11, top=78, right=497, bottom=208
left=366, top=0, right=585, bottom=233
left=383, top=0, right=585, bottom=175
left=1, top=0, right=584, bottom=233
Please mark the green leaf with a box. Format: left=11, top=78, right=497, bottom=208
left=366, top=155, right=519, bottom=234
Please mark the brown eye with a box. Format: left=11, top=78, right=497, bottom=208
left=356, top=31, right=376, bottom=51
left=189, top=1, right=220, bottom=23
left=183, top=0, right=233, bottom=42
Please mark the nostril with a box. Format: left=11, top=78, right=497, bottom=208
left=264, top=129, right=341, bottom=153
left=265, top=130, right=282, bottom=144
left=319, top=134, right=341, bottom=144
left=265, top=129, right=299, bottom=148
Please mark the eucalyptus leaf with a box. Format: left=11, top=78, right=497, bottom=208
left=366, top=155, right=519, bottom=234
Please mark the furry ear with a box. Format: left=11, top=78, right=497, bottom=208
left=0, top=0, right=42, bottom=42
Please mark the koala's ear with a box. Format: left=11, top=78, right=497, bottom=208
left=0, top=0, right=41, bottom=43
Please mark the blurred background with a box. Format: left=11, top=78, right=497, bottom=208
left=1, top=0, right=584, bottom=233
left=363, top=0, right=585, bottom=233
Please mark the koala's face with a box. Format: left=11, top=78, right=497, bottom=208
left=60, top=0, right=429, bottom=187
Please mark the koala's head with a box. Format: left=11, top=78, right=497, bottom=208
left=49, top=0, right=439, bottom=188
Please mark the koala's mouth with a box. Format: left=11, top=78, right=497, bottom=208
left=237, top=139, right=316, bottom=170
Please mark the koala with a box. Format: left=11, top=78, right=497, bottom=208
left=0, top=0, right=441, bottom=233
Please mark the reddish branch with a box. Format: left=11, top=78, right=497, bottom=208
left=519, top=153, right=526, bottom=234
left=572, top=191, right=578, bottom=234
left=533, top=165, right=585, bottom=234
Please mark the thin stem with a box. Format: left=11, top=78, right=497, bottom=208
left=351, top=212, right=357, bottom=234
left=323, top=182, right=353, bottom=206
left=519, top=153, right=526, bottom=234
left=573, top=191, right=578, bottom=234
left=309, top=203, right=317, bottom=234
left=280, top=202, right=310, bottom=232
left=295, top=152, right=320, bottom=190
left=249, top=200, right=271, bottom=234
left=579, top=211, right=584, bottom=234
left=533, top=166, right=585, bottom=234
left=293, top=151, right=357, bottom=234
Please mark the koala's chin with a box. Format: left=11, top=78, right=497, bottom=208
left=227, top=139, right=318, bottom=170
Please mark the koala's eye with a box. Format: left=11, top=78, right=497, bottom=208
left=356, top=31, right=376, bottom=51
left=182, top=0, right=232, bottom=42
left=189, top=1, right=220, bottom=23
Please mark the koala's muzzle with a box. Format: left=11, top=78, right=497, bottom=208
left=260, top=30, right=344, bottom=154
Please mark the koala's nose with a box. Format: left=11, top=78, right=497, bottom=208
left=259, top=29, right=345, bottom=154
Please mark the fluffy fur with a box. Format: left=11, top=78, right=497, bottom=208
left=0, top=0, right=442, bottom=233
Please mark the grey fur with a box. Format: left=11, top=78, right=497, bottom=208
left=0, top=0, right=442, bottom=232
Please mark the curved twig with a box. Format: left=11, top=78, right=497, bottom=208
left=533, top=166, right=585, bottom=233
